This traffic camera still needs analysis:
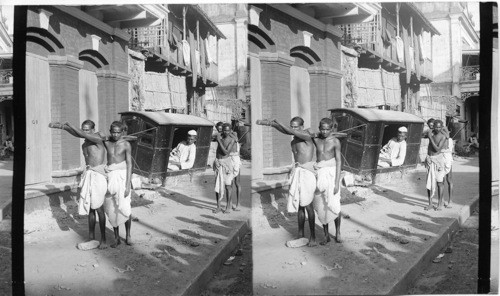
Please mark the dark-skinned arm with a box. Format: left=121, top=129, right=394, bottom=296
left=49, top=122, right=80, bottom=138
left=334, top=139, right=342, bottom=194
left=97, top=130, right=137, bottom=141
left=124, top=141, right=132, bottom=197
left=442, top=126, right=450, bottom=138
left=428, top=134, right=446, bottom=152
left=62, top=122, right=104, bottom=144
left=422, top=129, right=429, bottom=138
left=271, top=120, right=312, bottom=142
left=217, top=135, right=236, bottom=156
left=216, top=134, right=229, bottom=156
left=230, top=131, right=239, bottom=142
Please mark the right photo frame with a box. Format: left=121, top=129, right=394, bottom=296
left=249, top=2, right=498, bottom=295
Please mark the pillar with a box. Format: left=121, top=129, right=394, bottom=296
left=48, top=55, right=83, bottom=171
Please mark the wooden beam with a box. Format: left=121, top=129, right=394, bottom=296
left=317, top=6, right=359, bottom=19
left=328, top=14, right=374, bottom=25
left=410, top=16, right=414, bottom=47
left=396, top=3, right=400, bottom=37
left=85, top=5, right=118, bottom=12
left=118, top=18, right=160, bottom=29
left=183, top=6, right=186, bottom=40
left=105, top=10, right=146, bottom=23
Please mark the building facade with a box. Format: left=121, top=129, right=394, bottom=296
left=249, top=4, right=379, bottom=180
left=340, top=3, right=439, bottom=113
left=414, top=2, right=480, bottom=143
left=127, top=5, right=225, bottom=121
left=25, top=5, right=165, bottom=185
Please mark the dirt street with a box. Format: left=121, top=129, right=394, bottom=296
left=23, top=161, right=251, bottom=296
left=408, top=208, right=480, bottom=294
left=251, top=157, right=480, bottom=295
left=202, top=231, right=253, bottom=296
left=0, top=219, right=11, bottom=296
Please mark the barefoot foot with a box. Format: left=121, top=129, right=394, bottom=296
left=110, top=239, right=121, bottom=248
left=335, top=234, right=343, bottom=243
left=213, top=208, right=222, bottom=214
left=319, top=236, right=331, bottom=246
left=232, top=206, right=240, bottom=211
left=125, top=236, right=133, bottom=246
left=98, top=241, right=108, bottom=249
left=307, top=238, right=318, bottom=247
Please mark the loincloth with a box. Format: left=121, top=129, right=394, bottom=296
left=214, top=157, right=238, bottom=200
left=313, top=159, right=340, bottom=225
left=425, top=154, right=449, bottom=198
left=78, top=164, right=107, bottom=215
left=287, top=162, right=317, bottom=213
left=104, top=161, right=131, bottom=227
left=229, top=152, right=241, bottom=174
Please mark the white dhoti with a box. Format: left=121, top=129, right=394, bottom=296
left=104, top=161, right=131, bottom=227
left=287, top=162, right=316, bottom=213
left=230, top=151, right=242, bottom=175
left=214, top=157, right=238, bottom=201
left=425, top=154, right=449, bottom=198
left=78, top=165, right=107, bottom=215
left=442, top=138, right=454, bottom=173
left=313, top=159, right=341, bottom=225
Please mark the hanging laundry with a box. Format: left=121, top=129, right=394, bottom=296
left=189, top=31, right=197, bottom=87
left=396, top=36, right=404, bottom=63
left=200, top=38, right=207, bottom=84
left=207, top=35, right=217, bottom=64
left=182, top=39, right=191, bottom=68
left=402, top=26, right=411, bottom=84
left=196, top=49, right=201, bottom=74
left=418, top=34, right=425, bottom=61
left=205, top=38, right=212, bottom=64
left=413, top=38, right=420, bottom=80
left=168, top=22, right=177, bottom=49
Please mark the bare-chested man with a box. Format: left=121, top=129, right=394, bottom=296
left=311, top=118, right=342, bottom=244
left=214, top=123, right=238, bottom=214
left=424, top=120, right=448, bottom=211
left=49, top=120, right=108, bottom=249
left=423, top=118, right=454, bottom=208
left=102, top=121, right=133, bottom=247
left=261, top=117, right=318, bottom=246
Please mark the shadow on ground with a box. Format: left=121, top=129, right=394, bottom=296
left=24, top=173, right=249, bottom=295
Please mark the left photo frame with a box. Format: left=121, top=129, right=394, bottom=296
left=6, top=4, right=251, bottom=295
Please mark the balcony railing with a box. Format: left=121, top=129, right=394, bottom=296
left=340, top=17, right=380, bottom=52
left=0, top=70, right=12, bottom=84
left=129, top=25, right=168, bottom=49
left=461, top=65, right=480, bottom=81
left=340, top=14, right=434, bottom=81
left=128, top=24, right=219, bottom=84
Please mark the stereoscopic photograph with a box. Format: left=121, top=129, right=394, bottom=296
left=0, top=2, right=498, bottom=295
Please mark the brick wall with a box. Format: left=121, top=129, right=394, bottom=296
left=260, top=55, right=293, bottom=168
left=27, top=7, right=128, bottom=73
left=250, top=5, right=343, bottom=172
left=27, top=6, right=130, bottom=176
left=259, top=6, right=341, bottom=69
left=49, top=58, right=84, bottom=171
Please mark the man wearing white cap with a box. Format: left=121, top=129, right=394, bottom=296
left=377, top=126, right=408, bottom=167
left=167, top=130, right=197, bottom=171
